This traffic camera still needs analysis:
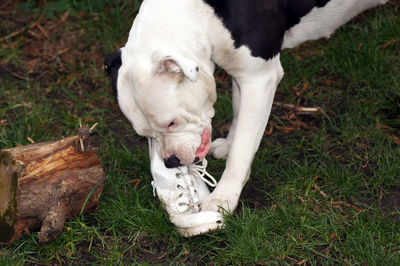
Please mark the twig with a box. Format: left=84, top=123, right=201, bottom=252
left=89, top=122, right=98, bottom=133
left=128, top=179, right=142, bottom=189
left=0, top=64, right=27, bottom=80
left=76, top=120, right=98, bottom=152
left=273, top=101, right=324, bottom=115
left=331, top=200, right=362, bottom=213
left=79, top=137, right=85, bottom=152
left=0, top=12, right=44, bottom=42
left=390, top=135, right=400, bottom=146
left=382, top=39, right=398, bottom=50
left=51, top=47, right=71, bottom=60
left=36, top=24, right=49, bottom=40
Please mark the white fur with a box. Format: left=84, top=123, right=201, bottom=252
left=283, top=0, right=389, bottom=49
left=119, top=0, right=388, bottom=212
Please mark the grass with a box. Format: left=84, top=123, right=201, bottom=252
left=1, top=0, right=399, bottom=264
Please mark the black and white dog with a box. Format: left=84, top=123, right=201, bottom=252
left=105, top=0, right=388, bottom=213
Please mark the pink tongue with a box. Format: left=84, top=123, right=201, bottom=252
left=195, top=129, right=211, bottom=158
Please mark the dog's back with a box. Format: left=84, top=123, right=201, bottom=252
left=283, top=0, right=389, bottom=49
left=128, top=0, right=388, bottom=68
left=203, top=0, right=389, bottom=60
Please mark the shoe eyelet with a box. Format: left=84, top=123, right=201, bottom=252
left=175, top=173, right=181, bottom=178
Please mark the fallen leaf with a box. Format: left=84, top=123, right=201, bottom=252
left=382, top=39, right=398, bottom=49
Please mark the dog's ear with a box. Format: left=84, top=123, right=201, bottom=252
left=104, top=50, right=122, bottom=100
left=153, top=50, right=199, bottom=82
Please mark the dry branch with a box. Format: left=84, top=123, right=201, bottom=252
left=273, top=101, right=324, bottom=115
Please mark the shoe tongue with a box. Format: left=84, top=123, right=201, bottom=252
left=187, top=186, right=200, bottom=204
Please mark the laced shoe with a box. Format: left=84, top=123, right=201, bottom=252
left=148, top=138, right=223, bottom=236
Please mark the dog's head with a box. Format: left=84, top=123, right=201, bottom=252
left=104, top=47, right=216, bottom=167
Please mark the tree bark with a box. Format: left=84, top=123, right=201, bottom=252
left=0, top=135, right=104, bottom=244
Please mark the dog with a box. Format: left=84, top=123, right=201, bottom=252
left=104, top=0, right=388, bottom=213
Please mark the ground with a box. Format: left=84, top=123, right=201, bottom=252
left=0, top=0, right=399, bottom=264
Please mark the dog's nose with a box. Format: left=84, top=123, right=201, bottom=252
left=164, top=154, right=182, bottom=168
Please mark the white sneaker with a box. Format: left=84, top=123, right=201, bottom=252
left=148, top=138, right=223, bottom=237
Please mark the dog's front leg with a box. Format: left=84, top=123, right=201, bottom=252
left=210, top=78, right=240, bottom=159
left=202, top=56, right=284, bottom=213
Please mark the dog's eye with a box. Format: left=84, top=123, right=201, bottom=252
left=167, top=119, right=179, bottom=130
left=166, top=119, right=180, bottom=131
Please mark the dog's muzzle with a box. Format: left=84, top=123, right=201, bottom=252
left=163, top=128, right=210, bottom=168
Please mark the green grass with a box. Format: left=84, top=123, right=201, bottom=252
left=1, top=1, right=399, bottom=264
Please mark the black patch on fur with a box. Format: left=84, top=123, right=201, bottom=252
left=104, top=50, right=122, bottom=100
left=204, top=0, right=331, bottom=60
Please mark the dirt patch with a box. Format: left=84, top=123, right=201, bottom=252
left=381, top=187, right=400, bottom=215
left=1, top=1, right=106, bottom=96
left=0, top=1, right=138, bottom=150
left=69, top=231, right=212, bottom=264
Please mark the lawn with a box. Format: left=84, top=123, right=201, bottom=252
left=0, top=0, right=399, bottom=264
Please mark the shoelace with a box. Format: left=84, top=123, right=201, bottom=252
left=151, top=167, right=201, bottom=212
left=174, top=159, right=217, bottom=212
left=151, top=158, right=217, bottom=213
left=176, top=171, right=200, bottom=212
left=189, top=158, right=218, bottom=187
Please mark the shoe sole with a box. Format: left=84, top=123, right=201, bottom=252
left=170, top=211, right=224, bottom=237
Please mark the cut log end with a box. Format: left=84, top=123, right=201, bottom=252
left=0, top=152, right=19, bottom=244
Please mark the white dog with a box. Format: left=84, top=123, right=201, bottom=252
left=105, top=0, right=388, bottom=214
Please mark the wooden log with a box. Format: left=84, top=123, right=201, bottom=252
left=0, top=132, right=105, bottom=244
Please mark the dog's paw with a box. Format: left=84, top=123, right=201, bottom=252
left=210, top=138, right=231, bottom=159
left=200, top=190, right=239, bottom=213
